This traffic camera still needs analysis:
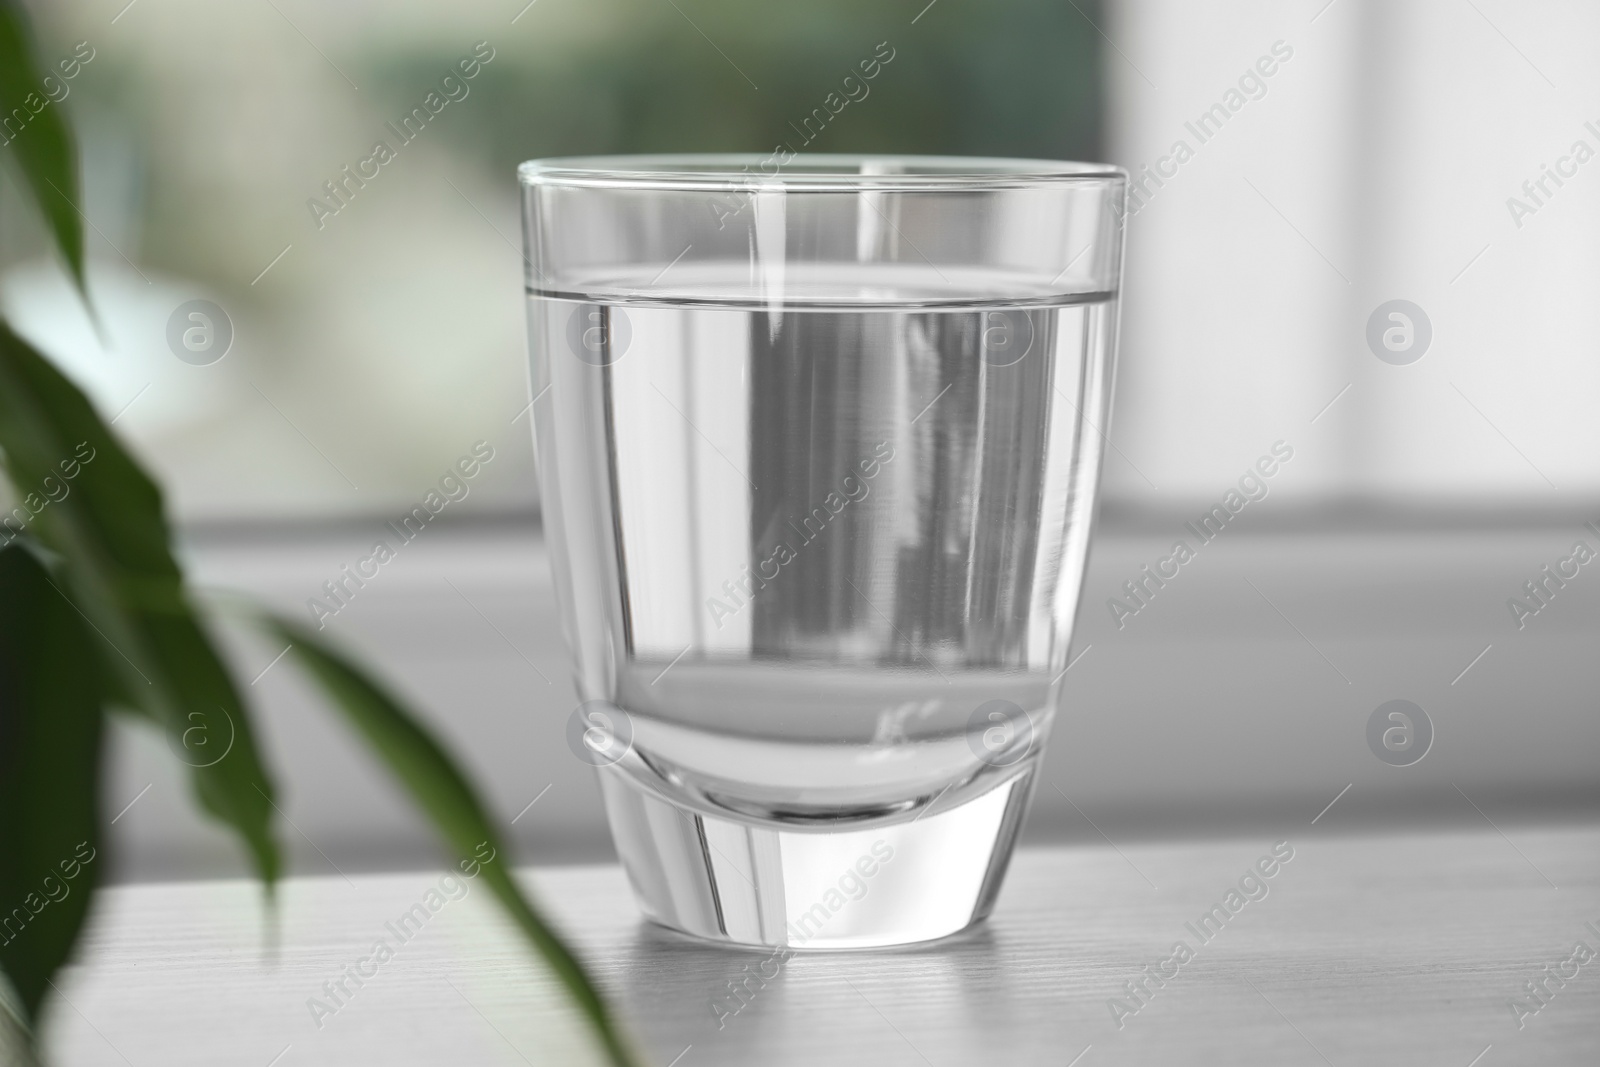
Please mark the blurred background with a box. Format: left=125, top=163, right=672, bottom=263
left=4, top=0, right=1595, bottom=881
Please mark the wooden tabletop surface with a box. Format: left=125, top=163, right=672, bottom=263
left=40, top=822, right=1600, bottom=1066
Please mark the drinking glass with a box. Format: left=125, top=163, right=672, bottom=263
left=519, top=155, right=1126, bottom=948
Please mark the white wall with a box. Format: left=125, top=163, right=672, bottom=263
left=1107, top=0, right=1600, bottom=506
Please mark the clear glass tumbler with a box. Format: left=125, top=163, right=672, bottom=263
left=519, top=155, right=1126, bottom=948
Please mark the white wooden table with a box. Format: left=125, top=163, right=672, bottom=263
left=42, top=823, right=1600, bottom=1065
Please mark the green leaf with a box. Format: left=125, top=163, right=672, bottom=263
left=0, top=545, right=104, bottom=1033
left=0, top=0, right=87, bottom=296
left=264, top=616, right=642, bottom=1067
left=0, top=322, right=279, bottom=887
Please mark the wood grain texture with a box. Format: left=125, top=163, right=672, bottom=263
left=42, top=823, right=1600, bottom=1066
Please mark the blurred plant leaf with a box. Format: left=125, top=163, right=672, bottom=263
left=0, top=322, right=279, bottom=887
left=0, top=545, right=104, bottom=1036
left=0, top=0, right=87, bottom=297
left=264, top=616, right=641, bottom=1067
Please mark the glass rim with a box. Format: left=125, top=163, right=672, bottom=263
left=518, top=153, right=1127, bottom=192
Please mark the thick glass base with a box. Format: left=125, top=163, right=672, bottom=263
left=596, top=755, right=1036, bottom=949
